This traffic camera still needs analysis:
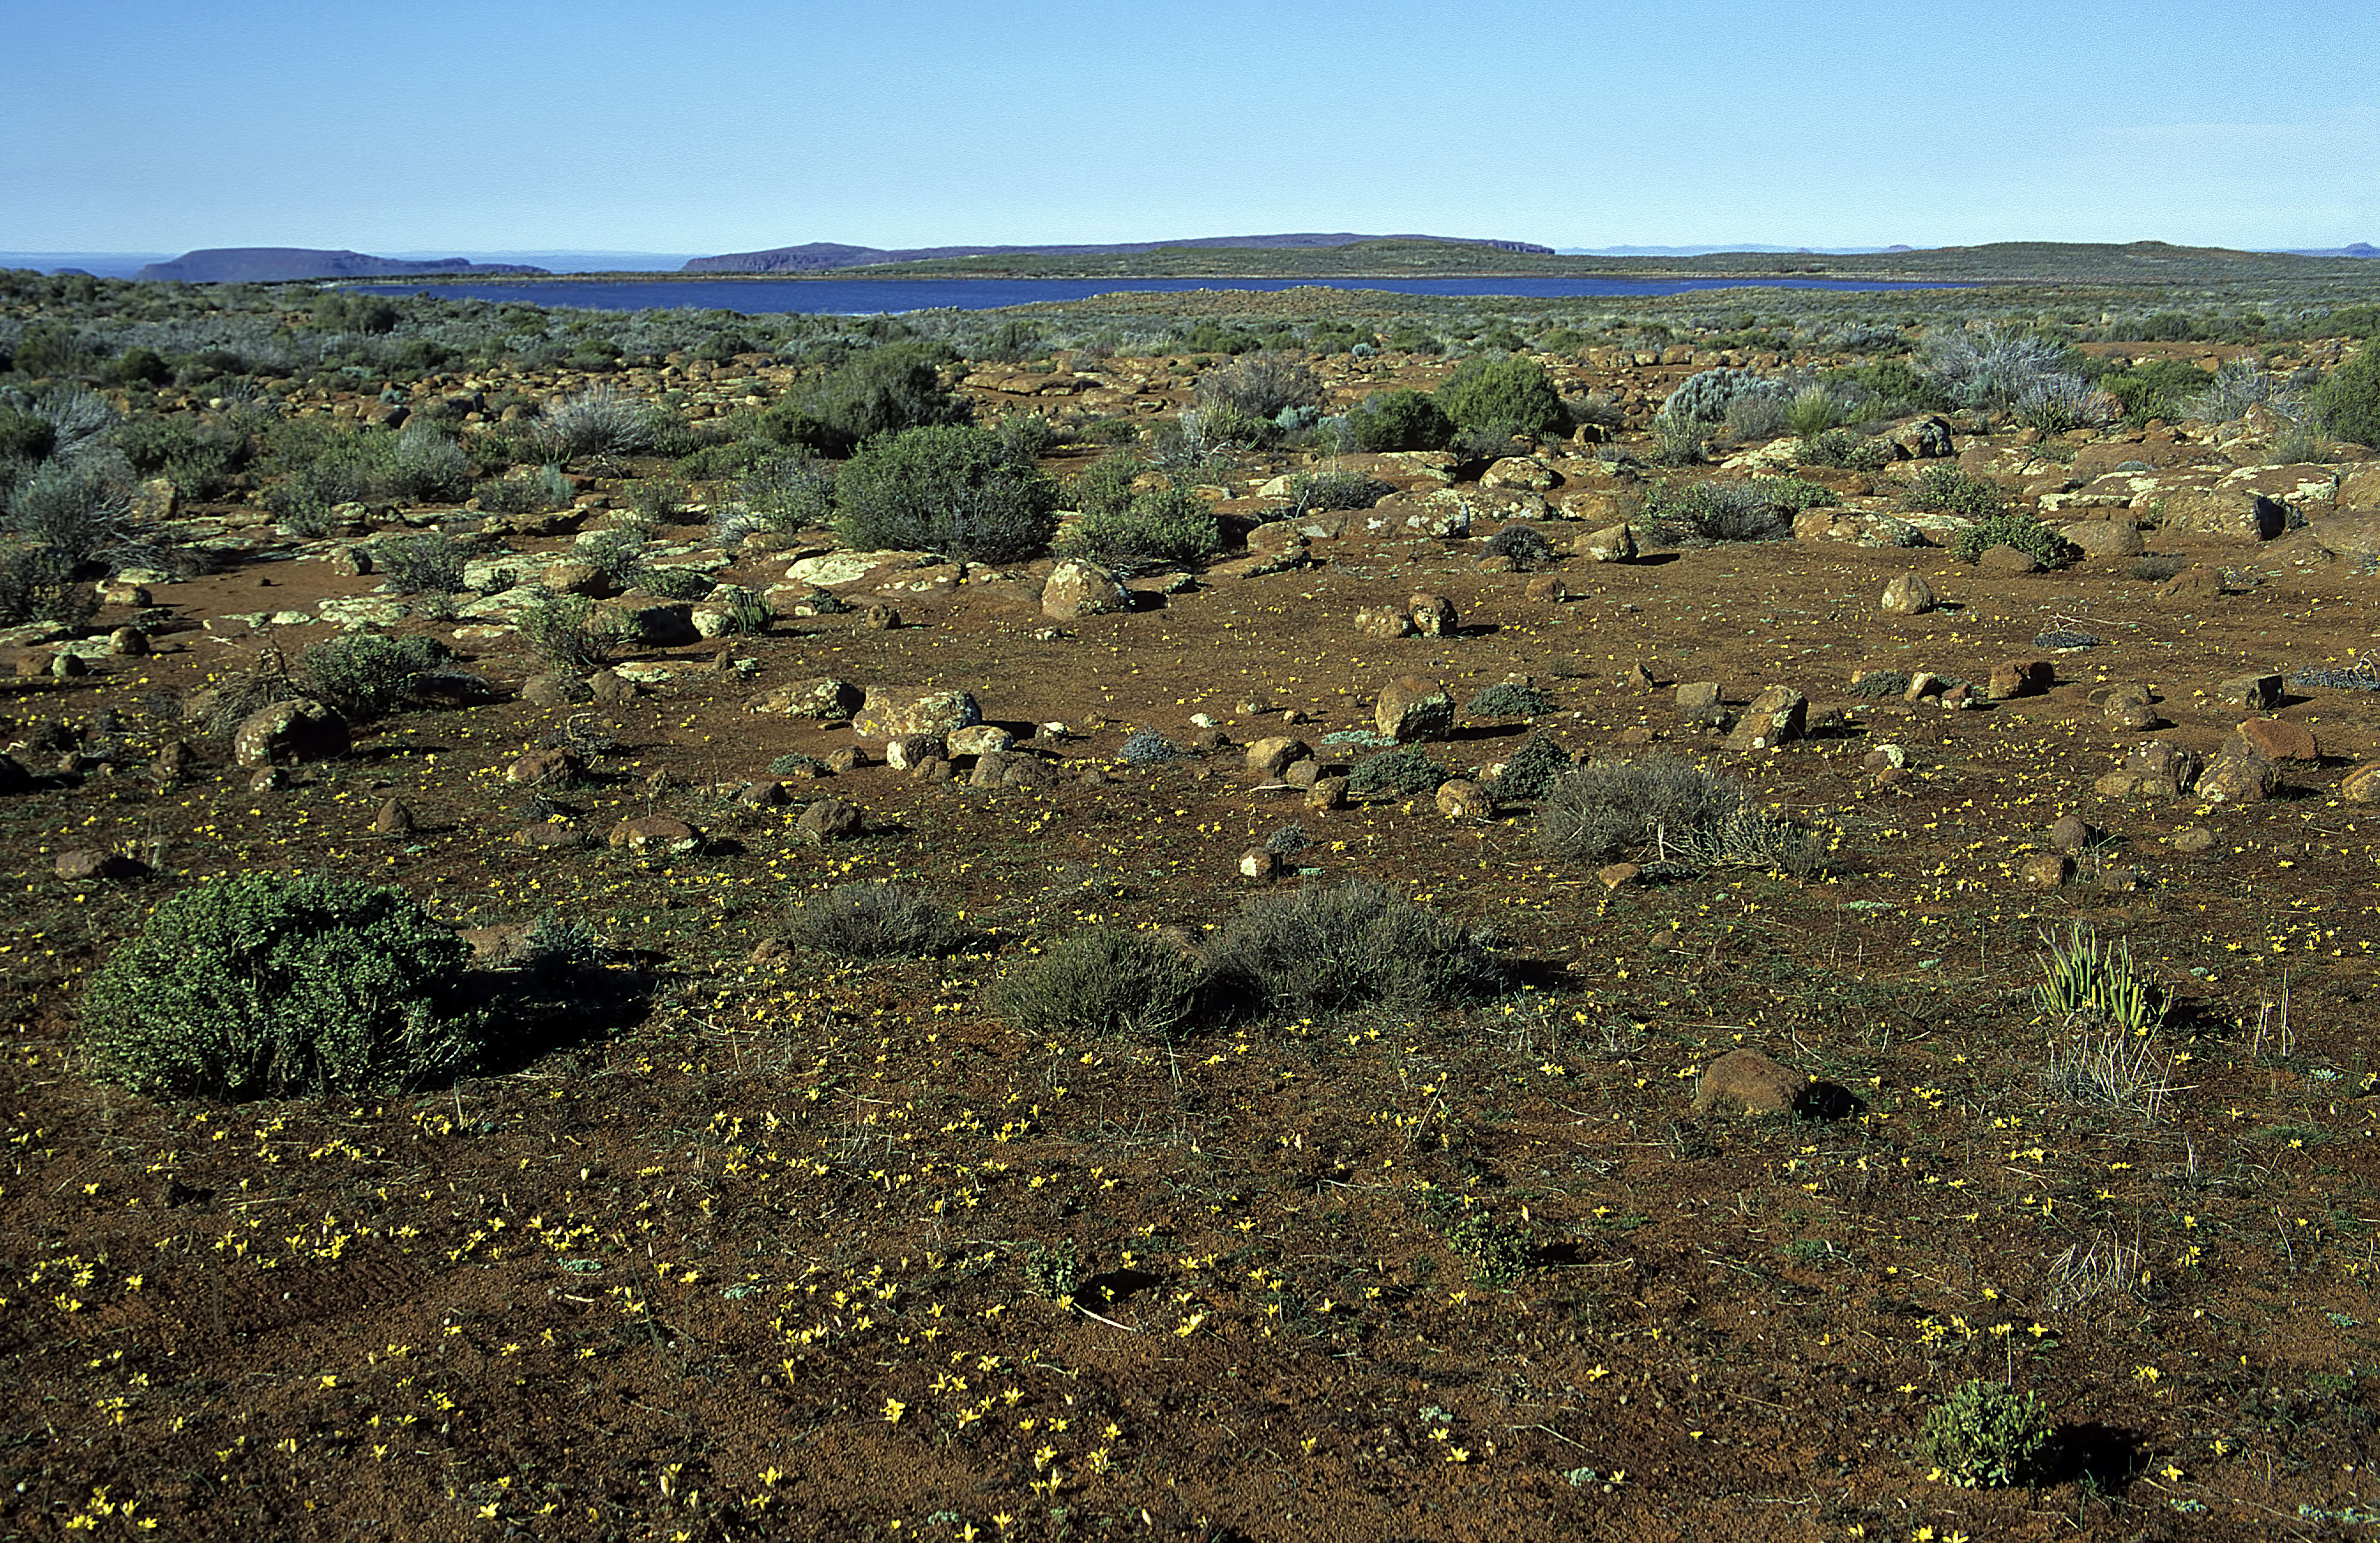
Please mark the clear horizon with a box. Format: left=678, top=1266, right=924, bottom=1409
left=6, top=0, right=2375, bottom=256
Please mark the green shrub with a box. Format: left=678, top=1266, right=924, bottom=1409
left=994, top=927, right=1202, bottom=1043
left=1797, top=427, right=1892, bottom=471
left=732, top=451, right=835, bottom=535
left=1638, top=479, right=1793, bottom=543
left=1058, top=485, right=1220, bottom=572
left=1442, top=1208, right=1536, bottom=1288
left=387, top=422, right=472, bottom=502
left=1286, top=466, right=1393, bottom=513
left=3, top=457, right=139, bottom=568
left=2311, top=343, right=2380, bottom=446
left=1916, top=324, right=2069, bottom=414
left=299, top=632, right=455, bottom=720
left=376, top=532, right=469, bottom=594
left=1020, top=1239, right=1083, bottom=1302
left=474, top=465, right=573, bottom=515
left=992, top=411, right=1056, bottom=461
left=0, top=540, right=96, bottom=626
left=1479, top=524, right=1554, bottom=568
left=80, top=873, right=485, bottom=1100
left=760, top=343, right=971, bottom=458
left=1346, top=387, right=1452, bottom=450
left=1904, top=464, right=2006, bottom=519
left=516, top=592, right=628, bottom=675
left=785, top=882, right=957, bottom=960
left=112, top=414, right=247, bottom=498
left=1785, top=385, right=1844, bottom=439
left=1950, top=510, right=2073, bottom=567
left=1347, top=744, right=1447, bottom=798
left=834, top=424, right=1059, bottom=562
left=1207, top=879, right=1503, bottom=1019
left=635, top=564, right=715, bottom=601
left=2100, top=358, right=2218, bottom=423
left=1824, top=358, right=1950, bottom=416
left=1434, top=355, right=1567, bottom=439
left=1649, top=412, right=1706, bottom=467
left=1065, top=450, right=1141, bottom=518
left=1916, top=1380, right=2051, bottom=1488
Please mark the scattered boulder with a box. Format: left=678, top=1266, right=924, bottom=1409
left=371, top=798, right=414, bottom=835
left=1042, top=559, right=1132, bottom=620
left=2021, top=852, right=2074, bottom=888
left=1725, top=685, right=1807, bottom=751
left=55, top=848, right=143, bottom=882
left=521, top=672, right=589, bottom=708
left=1238, top=846, right=1283, bottom=881
left=1245, top=736, right=1312, bottom=781
left=884, top=734, right=945, bottom=771
left=2197, top=754, right=2278, bottom=804
left=2062, top=520, right=2146, bottom=558
left=1576, top=523, right=1636, bottom=563
left=2237, top=718, right=2319, bottom=763
left=948, top=724, right=1015, bottom=758
left=2340, top=763, right=2380, bottom=802
left=1408, top=593, right=1457, bottom=637
left=796, top=797, right=864, bottom=842
left=1986, top=659, right=2053, bottom=701
left=1374, top=676, right=1455, bottom=742
left=1434, top=779, right=1493, bottom=818
left=1675, top=681, right=1726, bottom=726
left=854, top=687, right=981, bottom=740
left=2213, top=673, right=2283, bottom=712
left=1879, top=575, right=1937, bottom=615
left=1525, top=574, right=1570, bottom=602
left=1693, top=1049, right=1811, bottom=1115
left=1976, top=545, right=2043, bottom=575
left=508, top=748, right=583, bottom=786
left=2048, top=814, right=2095, bottom=853
left=607, top=816, right=701, bottom=856
left=756, top=677, right=864, bottom=719
left=233, top=699, right=350, bottom=768
left=1305, top=776, right=1348, bottom=810
left=1354, top=605, right=1417, bottom=639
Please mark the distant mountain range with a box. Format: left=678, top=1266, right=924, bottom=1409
left=2283, top=243, right=2380, bottom=259
left=682, top=233, right=1554, bottom=273
left=132, top=248, right=551, bottom=283
left=1556, top=244, right=1917, bottom=256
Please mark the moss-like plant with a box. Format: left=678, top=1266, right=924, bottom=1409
left=81, top=873, right=484, bottom=1100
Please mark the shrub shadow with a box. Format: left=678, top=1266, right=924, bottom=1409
left=461, top=958, right=661, bottom=1080
left=1794, top=1082, right=1865, bottom=1121
left=2039, top=1421, right=2145, bottom=1494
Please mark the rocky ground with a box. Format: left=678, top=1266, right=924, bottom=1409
left=3, top=337, right=2379, bottom=1540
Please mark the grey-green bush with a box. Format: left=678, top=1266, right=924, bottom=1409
left=994, top=928, right=1203, bottom=1042
left=299, top=632, right=455, bottom=720
left=1058, top=484, right=1220, bottom=572
left=1434, top=355, right=1567, bottom=440
left=80, top=873, right=485, bottom=1099
left=785, top=882, right=958, bottom=960
left=1347, top=389, right=1453, bottom=452
left=834, top=424, right=1059, bottom=562
left=1207, top=879, right=1502, bottom=1018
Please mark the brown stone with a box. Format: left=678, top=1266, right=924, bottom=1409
left=1576, top=523, right=1636, bottom=563
left=514, top=821, right=582, bottom=849
left=1977, top=545, right=2043, bottom=575
left=2237, top=718, right=2319, bottom=762
left=508, top=748, right=583, bottom=786
left=853, top=688, right=981, bottom=741
left=1692, top=1049, right=1811, bottom=1115
left=1524, top=574, right=1570, bottom=602
left=2197, top=754, right=2277, bottom=804
left=2214, top=673, right=2283, bottom=711
left=233, top=698, right=350, bottom=768
left=1305, top=776, right=1348, bottom=811
left=1354, top=605, right=1417, bottom=639
left=1245, top=736, right=1313, bottom=782
left=1434, top=778, right=1493, bottom=818
left=371, top=798, right=414, bottom=835
left=1987, top=659, right=2054, bottom=701
left=1596, top=861, right=1641, bottom=890
left=1726, top=685, right=1807, bottom=750
left=54, top=848, right=142, bottom=882
left=2048, top=814, right=2094, bottom=852
left=2021, top=852, right=2074, bottom=888
left=1407, top=593, right=1458, bottom=637
left=1674, top=681, right=1726, bottom=724
left=2171, top=826, right=2217, bottom=853
left=796, top=796, right=864, bottom=841
left=607, top=816, right=700, bottom=855
left=1238, top=846, right=1282, bottom=881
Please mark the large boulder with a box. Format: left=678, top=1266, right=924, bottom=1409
left=852, top=687, right=981, bottom=741
left=233, top=698, right=350, bottom=768
left=1041, top=560, right=1132, bottom=620
left=1374, top=677, right=1455, bottom=742
left=754, top=677, right=864, bottom=719
left=1879, top=575, right=1936, bottom=614
left=1725, top=685, right=1806, bottom=750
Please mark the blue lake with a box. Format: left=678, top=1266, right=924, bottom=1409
left=347, top=274, right=1957, bottom=315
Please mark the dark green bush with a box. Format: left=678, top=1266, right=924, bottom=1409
left=2096, top=358, right=2214, bottom=424
left=1058, top=485, right=1220, bottom=572
left=994, top=927, right=1202, bottom=1043
left=1207, top=879, right=1503, bottom=1019
left=1797, top=427, right=1892, bottom=471
left=1950, top=510, right=2074, bottom=567
left=1466, top=681, right=1553, bottom=718
left=0, top=540, right=96, bottom=626
left=1065, top=450, right=1141, bottom=518
left=635, top=564, right=715, bottom=601
left=376, top=533, right=469, bottom=594
left=834, top=424, right=1059, bottom=562
left=1347, top=744, right=1448, bottom=799
left=760, top=344, right=971, bottom=458
left=1824, top=358, right=1950, bottom=416
left=516, top=592, right=628, bottom=675
left=80, top=873, right=485, bottom=1099
left=1917, top=1379, right=2051, bottom=1488
left=731, top=451, right=835, bottom=535
left=1904, top=464, right=2006, bottom=519
left=2311, top=344, right=2380, bottom=446
left=299, top=632, right=455, bottom=720
left=1489, top=732, right=1571, bottom=800
left=785, top=882, right=958, bottom=960
left=1434, top=355, right=1567, bottom=439
left=1479, top=524, right=1554, bottom=567
left=474, top=465, right=573, bottom=515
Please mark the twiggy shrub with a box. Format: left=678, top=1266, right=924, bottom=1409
left=1058, top=485, right=1220, bottom=572
left=1207, top=879, right=1502, bottom=1018
left=80, top=873, right=485, bottom=1099
left=1916, top=1380, right=2051, bottom=1489
left=1539, top=757, right=1747, bottom=862
left=1195, top=352, right=1321, bottom=421
left=299, top=632, right=455, bottom=720
left=994, top=928, right=1202, bottom=1043
left=516, top=593, right=629, bottom=675
left=785, top=882, right=958, bottom=960
left=377, top=532, right=469, bottom=594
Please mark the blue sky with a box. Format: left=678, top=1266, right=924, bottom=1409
left=6, top=0, right=2374, bottom=256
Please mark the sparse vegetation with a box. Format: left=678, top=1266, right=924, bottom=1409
left=785, top=882, right=958, bottom=959
left=833, top=423, right=1059, bottom=562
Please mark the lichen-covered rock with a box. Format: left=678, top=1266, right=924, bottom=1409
left=1880, top=575, right=1936, bottom=614
left=755, top=677, right=864, bottom=719
left=1374, top=677, right=1454, bottom=742
left=233, top=698, right=349, bottom=768
left=853, top=688, right=981, bottom=740
left=1041, top=560, right=1132, bottom=620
